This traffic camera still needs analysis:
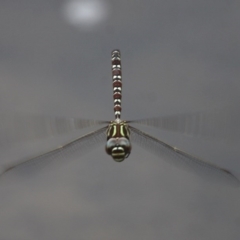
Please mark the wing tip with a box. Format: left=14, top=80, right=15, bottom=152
left=0, top=165, right=14, bottom=179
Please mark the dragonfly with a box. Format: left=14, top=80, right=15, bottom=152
left=0, top=50, right=239, bottom=186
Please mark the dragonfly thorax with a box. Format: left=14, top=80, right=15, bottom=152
left=105, top=120, right=131, bottom=162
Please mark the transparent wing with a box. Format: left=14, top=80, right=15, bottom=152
left=0, top=126, right=108, bottom=179
left=130, top=126, right=240, bottom=187
left=129, top=107, right=240, bottom=141
left=0, top=112, right=108, bottom=145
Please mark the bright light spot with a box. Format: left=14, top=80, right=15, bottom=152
left=63, top=0, right=109, bottom=29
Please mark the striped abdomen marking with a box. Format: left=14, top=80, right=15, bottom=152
left=112, top=49, right=122, bottom=119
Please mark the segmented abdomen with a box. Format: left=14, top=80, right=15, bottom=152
left=111, top=49, right=122, bottom=119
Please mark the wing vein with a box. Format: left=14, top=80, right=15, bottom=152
left=1, top=126, right=108, bottom=178
left=130, top=126, right=239, bottom=187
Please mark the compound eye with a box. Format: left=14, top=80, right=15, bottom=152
left=118, top=138, right=131, bottom=157
left=105, top=138, right=132, bottom=160
left=105, top=138, right=117, bottom=155
left=118, top=138, right=131, bottom=148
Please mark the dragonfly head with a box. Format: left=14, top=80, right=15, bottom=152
left=105, top=137, right=131, bottom=162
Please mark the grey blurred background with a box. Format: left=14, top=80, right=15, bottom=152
left=0, top=0, right=240, bottom=239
